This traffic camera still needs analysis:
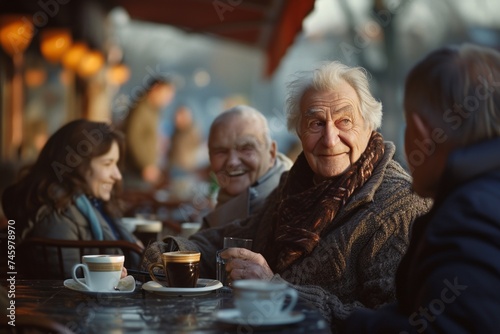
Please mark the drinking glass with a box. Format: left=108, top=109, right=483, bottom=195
left=216, top=237, right=253, bottom=286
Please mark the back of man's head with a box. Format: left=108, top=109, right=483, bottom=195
left=405, top=43, right=500, bottom=146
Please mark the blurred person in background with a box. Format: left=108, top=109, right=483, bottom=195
left=202, top=105, right=293, bottom=228
left=142, top=62, right=431, bottom=331
left=166, top=104, right=204, bottom=180
left=342, top=43, right=500, bottom=334
left=122, top=77, right=176, bottom=189
left=2, top=119, right=142, bottom=278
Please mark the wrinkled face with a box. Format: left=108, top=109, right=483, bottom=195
left=299, top=84, right=372, bottom=179
left=85, top=141, right=122, bottom=201
left=209, top=115, right=276, bottom=196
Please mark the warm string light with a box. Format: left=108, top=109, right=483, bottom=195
left=61, top=42, right=88, bottom=70
left=0, top=15, right=35, bottom=159
left=77, top=50, right=105, bottom=78
left=106, top=63, right=130, bottom=85
left=0, top=15, right=34, bottom=57
left=40, top=28, right=72, bottom=63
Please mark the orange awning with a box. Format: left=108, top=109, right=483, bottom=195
left=111, top=0, right=316, bottom=76
left=0, top=0, right=315, bottom=77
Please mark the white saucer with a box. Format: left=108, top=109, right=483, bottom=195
left=142, top=278, right=222, bottom=296
left=64, top=275, right=136, bottom=294
left=216, top=309, right=305, bottom=326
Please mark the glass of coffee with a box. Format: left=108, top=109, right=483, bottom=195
left=148, top=251, right=201, bottom=287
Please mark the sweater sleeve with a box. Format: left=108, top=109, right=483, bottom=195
left=277, top=228, right=410, bottom=332
left=140, top=216, right=258, bottom=277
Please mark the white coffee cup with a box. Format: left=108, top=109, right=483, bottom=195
left=121, top=217, right=162, bottom=233
left=72, top=255, right=124, bottom=292
left=233, top=279, right=298, bottom=322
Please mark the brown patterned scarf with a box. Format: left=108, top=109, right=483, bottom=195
left=272, top=131, right=385, bottom=272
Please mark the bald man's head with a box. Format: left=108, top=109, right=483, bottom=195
left=208, top=105, right=277, bottom=197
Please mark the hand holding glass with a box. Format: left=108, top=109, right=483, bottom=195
left=216, top=237, right=253, bottom=286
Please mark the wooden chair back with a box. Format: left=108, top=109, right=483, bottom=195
left=18, top=237, right=144, bottom=280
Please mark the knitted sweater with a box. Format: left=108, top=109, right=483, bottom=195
left=142, top=142, right=431, bottom=331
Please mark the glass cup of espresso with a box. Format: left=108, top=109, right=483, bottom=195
left=216, top=237, right=253, bottom=286
left=148, top=251, right=201, bottom=287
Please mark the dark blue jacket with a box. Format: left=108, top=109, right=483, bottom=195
left=342, top=138, right=500, bottom=333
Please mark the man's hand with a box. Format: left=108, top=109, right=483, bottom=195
left=221, top=248, right=274, bottom=283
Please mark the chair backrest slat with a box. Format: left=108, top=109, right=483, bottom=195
left=19, top=238, right=144, bottom=280
left=57, top=245, right=65, bottom=278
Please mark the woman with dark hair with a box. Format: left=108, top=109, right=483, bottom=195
left=2, top=119, right=142, bottom=277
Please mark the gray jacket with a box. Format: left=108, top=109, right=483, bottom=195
left=22, top=203, right=140, bottom=277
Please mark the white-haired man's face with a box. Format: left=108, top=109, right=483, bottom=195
left=298, top=83, right=372, bottom=180
left=209, top=114, right=276, bottom=196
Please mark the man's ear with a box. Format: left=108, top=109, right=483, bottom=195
left=410, top=112, right=432, bottom=141
left=269, top=140, right=277, bottom=163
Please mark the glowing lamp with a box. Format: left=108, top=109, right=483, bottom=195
left=77, top=50, right=104, bottom=78
left=0, top=15, right=34, bottom=57
left=61, top=42, right=88, bottom=70
left=40, top=28, right=72, bottom=63
left=106, top=63, right=130, bottom=85
left=24, top=67, right=47, bottom=87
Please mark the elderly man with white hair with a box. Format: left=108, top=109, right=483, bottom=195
left=142, top=62, right=431, bottom=332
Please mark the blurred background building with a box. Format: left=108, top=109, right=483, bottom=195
left=1, top=0, right=500, bottom=222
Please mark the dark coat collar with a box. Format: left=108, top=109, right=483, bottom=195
left=440, top=138, right=500, bottom=195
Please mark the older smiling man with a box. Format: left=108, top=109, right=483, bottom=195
left=203, top=105, right=292, bottom=228
left=141, top=62, right=431, bottom=332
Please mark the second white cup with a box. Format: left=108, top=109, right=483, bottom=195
left=233, top=279, right=298, bottom=321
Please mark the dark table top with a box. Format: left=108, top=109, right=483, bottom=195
left=7, top=279, right=332, bottom=333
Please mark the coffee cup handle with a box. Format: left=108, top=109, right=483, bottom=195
left=281, top=288, right=298, bottom=313
left=72, top=263, right=91, bottom=290
left=148, top=262, right=165, bottom=285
